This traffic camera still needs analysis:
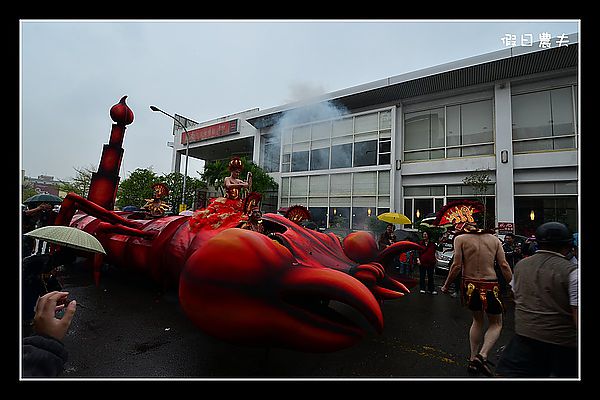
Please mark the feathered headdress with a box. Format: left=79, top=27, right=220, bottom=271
left=433, top=200, right=485, bottom=232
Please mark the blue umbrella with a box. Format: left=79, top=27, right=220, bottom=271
left=23, top=193, right=63, bottom=205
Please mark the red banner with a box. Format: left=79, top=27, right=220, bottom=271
left=182, top=120, right=238, bottom=144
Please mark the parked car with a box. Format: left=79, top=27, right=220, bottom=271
left=435, top=242, right=454, bottom=274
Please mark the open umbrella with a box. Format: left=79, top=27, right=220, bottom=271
left=23, top=193, right=63, bottom=205
left=377, top=212, right=411, bottom=225
left=394, top=229, right=420, bottom=242
left=24, top=226, right=106, bottom=255
left=418, top=213, right=453, bottom=229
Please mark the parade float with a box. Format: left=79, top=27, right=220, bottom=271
left=49, top=96, right=422, bottom=353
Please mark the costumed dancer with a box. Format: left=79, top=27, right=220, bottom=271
left=438, top=200, right=512, bottom=376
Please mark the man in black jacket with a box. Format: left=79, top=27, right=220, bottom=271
left=22, top=291, right=77, bottom=377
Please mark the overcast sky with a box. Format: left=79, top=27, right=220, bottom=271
left=20, top=19, right=579, bottom=182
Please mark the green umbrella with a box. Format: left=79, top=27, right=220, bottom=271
left=24, top=226, right=106, bottom=255
left=23, top=193, right=64, bottom=205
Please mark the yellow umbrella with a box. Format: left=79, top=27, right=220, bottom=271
left=377, top=212, right=412, bottom=225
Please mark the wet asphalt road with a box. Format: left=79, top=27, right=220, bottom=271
left=36, top=262, right=516, bottom=380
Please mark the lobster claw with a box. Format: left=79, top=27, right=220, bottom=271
left=179, top=228, right=384, bottom=353
left=352, top=262, right=410, bottom=301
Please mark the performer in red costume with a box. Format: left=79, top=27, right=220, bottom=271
left=189, top=157, right=252, bottom=231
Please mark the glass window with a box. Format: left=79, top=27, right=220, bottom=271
left=414, top=198, right=434, bottom=221
left=289, top=197, right=308, bottom=206
left=331, top=143, right=353, bottom=169
left=378, top=171, right=390, bottom=195
left=353, top=197, right=376, bottom=207
left=355, top=113, right=378, bottom=133
left=309, top=197, right=328, bottom=207
left=447, top=105, right=461, bottom=147
left=512, top=91, right=552, bottom=140
left=462, top=100, right=493, bottom=144
left=309, top=175, right=329, bottom=196
left=308, top=207, right=328, bottom=229
left=353, top=172, right=377, bottom=195
left=310, top=148, right=330, bottom=170
left=281, top=152, right=291, bottom=172
left=354, top=140, right=378, bottom=167
left=405, top=100, right=494, bottom=161
left=377, top=196, right=390, bottom=208
left=352, top=207, right=373, bottom=230
left=293, top=125, right=311, bottom=142
left=512, top=86, right=576, bottom=154
left=551, top=87, right=575, bottom=136
left=332, top=117, right=353, bottom=137
left=291, top=150, right=309, bottom=172
left=312, top=121, right=331, bottom=140
left=261, top=134, right=280, bottom=173
left=290, top=176, right=308, bottom=197
left=282, top=128, right=292, bottom=145
left=329, top=206, right=350, bottom=229
left=330, top=173, right=352, bottom=196
left=404, top=110, right=430, bottom=151
left=404, top=186, right=430, bottom=196
left=281, top=177, right=290, bottom=197
left=380, top=110, right=392, bottom=129
left=430, top=108, right=445, bottom=148
left=379, top=138, right=391, bottom=165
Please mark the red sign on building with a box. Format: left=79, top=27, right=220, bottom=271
left=182, top=120, right=238, bottom=144
left=498, top=222, right=515, bottom=234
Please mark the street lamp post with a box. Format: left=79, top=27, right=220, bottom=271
left=150, top=105, right=190, bottom=212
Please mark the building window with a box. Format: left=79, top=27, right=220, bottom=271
left=403, top=184, right=496, bottom=229
left=280, top=170, right=391, bottom=234
left=260, top=131, right=280, bottom=173
left=277, top=109, right=392, bottom=172
left=404, top=100, right=494, bottom=161
left=512, top=86, right=577, bottom=153
left=330, top=143, right=353, bottom=169
left=354, top=140, right=378, bottom=167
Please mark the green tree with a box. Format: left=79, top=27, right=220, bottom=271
left=158, top=172, right=206, bottom=212
left=200, top=157, right=277, bottom=197
left=115, top=168, right=159, bottom=209
left=200, top=159, right=229, bottom=196
left=22, top=181, right=37, bottom=203
left=241, top=156, right=278, bottom=195
left=463, top=168, right=493, bottom=229
left=57, top=165, right=95, bottom=197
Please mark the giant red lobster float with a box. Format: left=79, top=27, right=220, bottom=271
left=52, top=96, right=423, bottom=353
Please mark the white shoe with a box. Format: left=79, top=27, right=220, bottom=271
left=420, top=290, right=426, bottom=294
left=431, top=291, right=438, bottom=295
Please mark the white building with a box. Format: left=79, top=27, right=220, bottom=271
left=170, top=36, right=579, bottom=237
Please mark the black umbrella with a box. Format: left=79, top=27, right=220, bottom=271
left=394, top=229, right=420, bottom=243
left=23, top=193, right=64, bottom=205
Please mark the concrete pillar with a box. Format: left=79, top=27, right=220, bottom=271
left=392, top=104, right=402, bottom=213
left=171, top=149, right=182, bottom=173
left=494, top=82, right=515, bottom=229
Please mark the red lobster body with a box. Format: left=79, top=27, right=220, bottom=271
left=53, top=97, right=422, bottom=353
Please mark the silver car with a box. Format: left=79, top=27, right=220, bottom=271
left=435, top=243, right=454, bottom=274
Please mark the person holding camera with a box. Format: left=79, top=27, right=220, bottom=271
left=22, top=291, right=77, bottom=377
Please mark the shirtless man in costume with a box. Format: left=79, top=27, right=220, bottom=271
left=438, top=201, right=512, bottom=376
